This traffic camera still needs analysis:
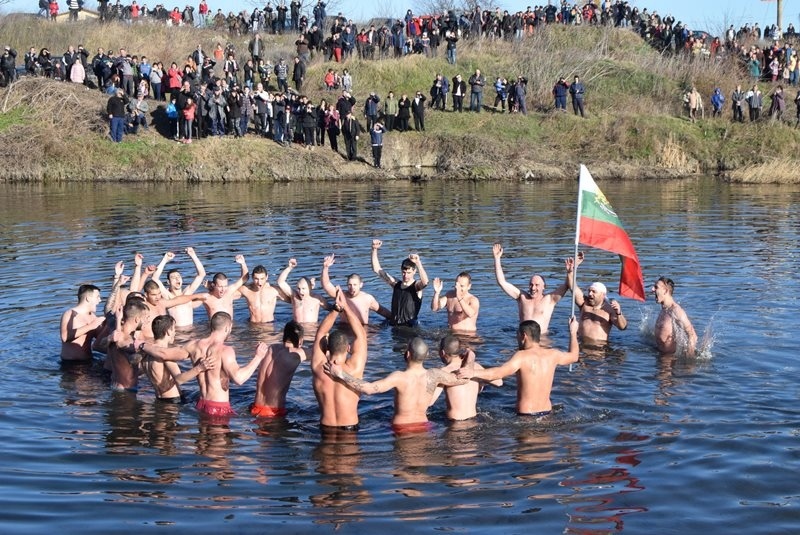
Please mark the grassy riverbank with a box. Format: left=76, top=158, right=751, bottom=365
left=1, top=15, right=799, bottom=182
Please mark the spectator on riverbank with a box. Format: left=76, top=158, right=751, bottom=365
left=107, top=88, right=128, bottom=142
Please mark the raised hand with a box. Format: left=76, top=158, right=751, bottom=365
left=372, top=239, right=382, bottom=249
left=433, top=277, right=443, bottom=293
left=323, top=254, right=336, bottom=267
left=492, top=243, right=503, bottom=258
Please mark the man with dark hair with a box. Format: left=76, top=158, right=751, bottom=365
left=311, top=289, right=368, bottom=432
left=371, top=239, right=429, bottom=327
left=140, top=279, right=206, bottom=338
left=236, top=264, right=283, bottom=323
left=291, top=55, right=305, bottom=92
left=60, top=284, right=105, bottom=361
left=202, top=254, right=249, bottom=320
left=250, top=320, right=307, bottom=418
left=140, top=311, right=266, bottom=419
left=152, top=248, right=206, bottom=327
left=430, top=336, right=501, bottom=421
left=458, top=317, right=579, bottom=417
left=106, top=298, right=150, bottom=392
left=652, top=277, right=697, bottom=356
left=326, top=336, right=464, bottom=434
left=140, top=315, right=213, bottom=403
left=276, top=257, right=329, bottom=323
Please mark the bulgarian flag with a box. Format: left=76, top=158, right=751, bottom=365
left=575, top=165, right=646, bottom=301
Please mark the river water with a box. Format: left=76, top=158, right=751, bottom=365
left=0, top=179, right=797, bottom=534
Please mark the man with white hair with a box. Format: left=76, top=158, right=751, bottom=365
left=571, top=279, right=627, bottom=346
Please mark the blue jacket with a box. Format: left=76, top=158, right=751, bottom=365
left=711, top=88, right=725, bottom=110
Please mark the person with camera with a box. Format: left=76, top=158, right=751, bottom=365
left=411, top=90, right=427, bottom=131
left=364, top=92, right=380, bottom=131
left=1, top=46, right=17, bottom=87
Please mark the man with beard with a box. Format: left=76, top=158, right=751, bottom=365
left=570, top=279, right=627, bottom=346
left=276, top=258, right=329, bottom=323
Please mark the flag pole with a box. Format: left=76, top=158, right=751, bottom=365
left=571, top=165, right=584, bottom=319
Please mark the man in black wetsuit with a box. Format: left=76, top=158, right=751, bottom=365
left=370, top=239, right=429, bottom=327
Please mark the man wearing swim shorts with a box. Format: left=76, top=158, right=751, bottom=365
left=457, top=316, right=579, bottom=416
left=250, top=320, right=306, bottom=418
left=311, top=289, right=368, bottom=431
left=371, top=239, right=429, bottom=327
left=326, top=336, right=465, bottom=434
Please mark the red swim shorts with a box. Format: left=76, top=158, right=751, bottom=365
left=391, top=421, right=433, bottom=435
left=196, top=398, right=236, bottom=417
left=250, top=404, right=288, bottom=418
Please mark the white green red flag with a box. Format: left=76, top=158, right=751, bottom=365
left=576, top=165, right=646, bottom=301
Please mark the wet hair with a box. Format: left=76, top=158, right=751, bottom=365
left=78, top=284, right=100, bottom=301
left=401, top=258, right=417, bottom=271
left=518, top=320, right=542, bottom=344
left=346, top=273, right=362, bottom=284
left=253, top=265, right=268, bottom=277
left=327, top=330, right=349, bottom=355
left=210, top=311, right=232, bottom=331
left=143, top=280, right=159, bottom=293
left=122, top=299, right=149, bottom=322
left=439, top=334, right=460, bottom=357
left=657, top=276, right=675, bottom=295
left=167, top=268, right=181, bottom=278
left=211, top=272, right=228, bottom=286
left=151, top=314, right=176, bottom=340
left=456, top=271, right=471, bottom=283
left=283, top=320, right=304, bottom=347
left=406, top=336, right=429, bottom=362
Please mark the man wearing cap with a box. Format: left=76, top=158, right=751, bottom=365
left=570, top=278, right=627, bottom=346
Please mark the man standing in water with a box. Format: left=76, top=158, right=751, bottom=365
left=320, top=253, right=391, bottom=325
left=652, top=277, right=697, bottom=357
left=250, top=320, right=306, bottom=418
left=107, top=297, right=150, bottom=392
left=326, top=336, right=465, bottom=434
left=311, top=289, right=368, bottom=431
left=492, top=243, right=578, bottom=333
left=276, top=258, right=329, bottom=323
left=141, top=311, right=266, bottom=419
left=236, top=265, right=283, bottom=323
left=60, top=284, right=105, bottom=361
left=457, top=317, right=579, bottom=417
left=569, top=279, right=627, bottom=346
left=371, top=239, right=429, bottom=327
left=152, top=247, right=207, bottom=327
left=430, top=272, right=480, bottom=333
left=202, top=255, right=249, bottom=321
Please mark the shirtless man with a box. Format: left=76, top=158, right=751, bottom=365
left=326, top=336, right=465, bottom=434
left=652, top=277, right=697, bottom=357
left=570, top=280, right=627, bottom=346
left=236, top=265, right=282, bottom=323
left=202, top=255, right=249, bottom=320
left=250, top=320, right=307, bottom=418
left=152, top=247, right=206, bottom=327
left=106, top=297, right=151, bottom=392
left=60, top=284, right=105, bottom=361
left=457, top=317, right=579, bottom=416
left=141, top=280, right=207, bottom=338
left=141, top=311, right=266, bottom=419
left=276, top=258, right=329, bottom=323
left=321, top=253, right=391, bottom=325
left=493, top=243, right=579, bottom=333
left=431, top=272, right=480, bottom=333
left=371, top=239, right=429, bottom=327
left=431, top=335, right=501, bottom=421
left=140, top=314, right=214, bottom=403
left=311, top=289, right=368, bottom=431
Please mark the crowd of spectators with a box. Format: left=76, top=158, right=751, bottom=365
left=5, top=0, right=800, bottom=153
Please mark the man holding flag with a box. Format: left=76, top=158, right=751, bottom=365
left=569, top=164, right=645, bottom=345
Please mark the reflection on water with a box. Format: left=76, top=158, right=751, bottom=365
left=0, top=180, right=799, bottom=532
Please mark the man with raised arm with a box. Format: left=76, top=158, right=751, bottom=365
left=371, top=239, right=429, bottom=327
left=457, top=317, right=580, bottom=417
left=311, top=289, right=368, bottom=431
left=250, top=320, right=307, bottom=418
left=276, top=257, right=329, bottom=323
left=569, top=274, right=627, bottom=346
left=202, top=254, right=249, bottom=320
left=325, top=336, right=465, bottom=434
left=140, top=280, right=207, bottom=338
left=430, top=272, right=480, bottom=333
left=492, top=243, right=578, bottom=333
left=140, top=311, right=266, bottom=419
left=236, top=264, right=283, bottom=323
left=430, top=335, right=501, bottom=421
left=652, top=277, right=697, bottom=357
left=320, top=253, right=391, bottom=325
left=152, top=247, right=206, bottom=327
left=106, top=297, right=151, bottom=392
left=60, top=284, right=106, bottom=362
left=140, top=314, right=214, bottom=403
